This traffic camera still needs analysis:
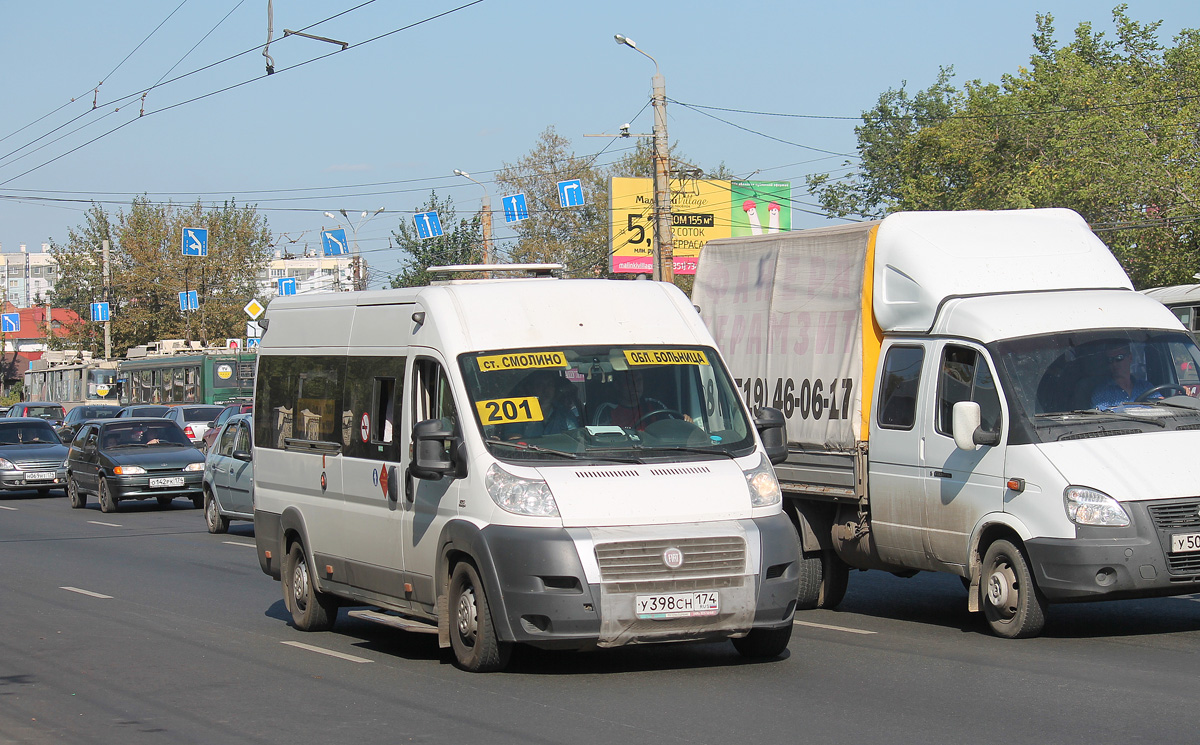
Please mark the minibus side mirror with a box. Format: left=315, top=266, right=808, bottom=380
left=952, top=401, right=1001, bottom=450
left=411, top=418, right=467, bottom=480
left=753, top=406, right=789, bottom=465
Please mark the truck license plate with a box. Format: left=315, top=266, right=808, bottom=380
left=635, top=591, right=719, bottom=619
left=25, top=471, right=55, bottom=481
left=1170, top=532, right=1200, bottom=553
left=150, top=477, right=185, bottom=488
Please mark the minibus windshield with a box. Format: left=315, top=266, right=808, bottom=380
left=458, top=345, right=756, bottom=462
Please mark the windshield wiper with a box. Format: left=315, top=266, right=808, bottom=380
left=632, top=446, right=735, bottom=459
left=486, top=438, right=579, bottom=459
left=1059, top=409, right=1168, bottom=428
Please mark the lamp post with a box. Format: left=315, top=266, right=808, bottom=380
left=453, top=169, right=493, bottom=265
left=615, top=33, right=672, bottom=283
left=324, top=208, right=384, bottom=291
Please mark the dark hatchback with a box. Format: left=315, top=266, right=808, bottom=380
left=57, top=404, right=123, bottom=442
left=65, top=418, right=205, bottom=513
left=0, top=418, right=70, bottom=495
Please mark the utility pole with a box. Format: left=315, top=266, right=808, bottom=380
left=453, top=170, right=493, bottom=264
left=102, top=239, right=111, bottom=359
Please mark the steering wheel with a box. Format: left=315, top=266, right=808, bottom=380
left=634, top=409, right=687, bottom=428
left=1136, top=384, right=1188, bottom=402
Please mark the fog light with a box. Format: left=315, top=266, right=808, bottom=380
left=1095, top=567, right=1117, bottom=587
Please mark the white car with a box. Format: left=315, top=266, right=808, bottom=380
left=164, top=405, right=226, bottom=446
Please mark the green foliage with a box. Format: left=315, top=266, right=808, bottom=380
left=808, top=6, right=1200, bottom=288
left=387, top=192, right=484, bottom=288
left=48, top=198, right=272, bottom=355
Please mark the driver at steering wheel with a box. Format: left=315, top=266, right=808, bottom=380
left=608, top=369, right=688, bottom=429
left=1091, top=343, right=1160, bottom=408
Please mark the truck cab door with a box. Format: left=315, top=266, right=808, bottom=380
left=920, top=342, right=1008, bottom=569
left=867, top=341, right=935, bottom=569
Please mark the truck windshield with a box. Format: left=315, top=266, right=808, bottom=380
left=458, top=345, right=755, bottom=462
left=991, top=329, right=1200, bottom=441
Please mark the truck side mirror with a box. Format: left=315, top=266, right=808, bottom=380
left=753, top=406, right=789, bottom=465
left=410, top=418, right=467, bottom=480
left=952, top=401, right=1001, bottom=450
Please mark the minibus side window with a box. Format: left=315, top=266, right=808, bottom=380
left=414, top=358, right=457, bottom=431
left=878, top=346, right=924, bottom=430
left=935, top=345, right=1002, bottom=437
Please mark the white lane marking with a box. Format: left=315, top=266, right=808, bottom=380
left=87, top=520, right=122, bottom=528
left=281, top=641, right=372, bottom=664
left=223, top=541, right=256, bottom=548
left=0, top=505, right=17, bottom=511
left=793, top=619, right=877, bottom=635
left=60, top=586, right=113, bottom=599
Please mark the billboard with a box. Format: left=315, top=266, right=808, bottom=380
left=609, top=178, right=790, bottom=275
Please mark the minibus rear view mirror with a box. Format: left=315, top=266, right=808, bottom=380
left=411, top=418, right=465, bottom=480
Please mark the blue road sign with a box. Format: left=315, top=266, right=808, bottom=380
left=502, top=193, right=529, bottom=223
left=557, top=179, right=584, bottom=208
left=246, top=337, right=261, bottom=349
left=322, top=229, right=348, bottom=256
left=178, top=291, right=199, bottom=312
left=278, top=277, right=297, bottom=296
left=182, top=227, right=208, bottom=257
left=0, top=313, right=18, bottom=333
left=414, top=211, right=444, bottom=240
left=90, top=302, right=110, bottom=322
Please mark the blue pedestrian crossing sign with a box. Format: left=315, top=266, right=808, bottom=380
left=246, top=337, right=261, bottom=349
left=414, top=211, right=444, bottom=240
left=90, top=302, right=110, bottom=322
left=178, top=291, right=199, bottom=312
left=182, top=227, right=208, bottom=257
left=322, top=229, right=348, bottom=256
left=557, top=179, right=584, bottom=208
left=278, top=277, right=297, bottom=296
left=502, top=193, right=529, bottom=223
left=0, top=313, right=18, bottom=333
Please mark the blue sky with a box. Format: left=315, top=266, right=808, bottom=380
left=1, top=1, right=1194, bottom=287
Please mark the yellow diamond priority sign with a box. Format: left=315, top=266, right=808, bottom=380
left=243, top=298, right=265, bottom=320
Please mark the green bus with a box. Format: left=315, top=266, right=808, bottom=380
left=117, top=351, right=255, bottom=406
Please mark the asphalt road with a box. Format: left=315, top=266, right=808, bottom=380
left=2, top=490, right=1198, bottom=745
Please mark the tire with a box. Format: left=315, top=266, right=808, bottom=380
left=284, top=542, right=337, bottom=632
left=980, top=539, right=1047, bottom=639
left=204, top=490, right=229, bottom=534
left=157, top=496, right=173, bottom=507
left=795, top=551, right=823, bottom=610
left=190, top=494, right=203, bottom=509
left=732, top=624, right=793, bottom=659
left=98, top=480, right=118, bottom=514
left=818, top=550, right=850, bottom=609
left=67, top=478, right=86, bottom=509
left=448, top=561, right=511, bottom=672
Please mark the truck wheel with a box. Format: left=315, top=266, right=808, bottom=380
left=204, top=490, right=229, bottom=534
left=98, top=481, right=118, bottom=513
left=284, top=542, right=337, bottom=631
left=67, top=478, right=86, bottom=509
left=981, top=539, right=1046, bottom=638
left=448, top=561, right=511, bottom=672
left=819, top=550, right=850, bottom=609
left=732, top=624, right=793, bottom=659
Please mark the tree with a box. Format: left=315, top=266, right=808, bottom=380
left=48, top=198, right=273, bottom=355
left=387, top=192, right=483, bottom=288
left=808, top=7, right=1200, bottom=288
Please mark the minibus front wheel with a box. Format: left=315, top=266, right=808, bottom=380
left=448, top=561, right=511, bottom=673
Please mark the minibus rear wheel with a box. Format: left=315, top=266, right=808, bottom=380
left=448, top=561, right=511, bottom=672
left=285, top=542, right=337, bottom=632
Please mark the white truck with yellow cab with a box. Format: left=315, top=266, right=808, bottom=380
left=693, top=209, right=1200, bottom=638
left=253, top=264, right=800, bottom=671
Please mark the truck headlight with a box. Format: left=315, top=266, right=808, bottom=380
left=485, top=463, right=559, bottom=517
left=744, top=453, right=781, bottom=507
left=1064, top=486, right=1130, bottom=527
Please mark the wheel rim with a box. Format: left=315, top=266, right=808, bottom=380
left=292, top=560, right=310, bottom=612
left=986, top=559, right=1019, bottom=621
left=456, top=586, right=478, bottom=646
left=206, top=496, right=218, bottom=527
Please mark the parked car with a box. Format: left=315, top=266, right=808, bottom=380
left=115, top=405, right=171, bottom=418
left=6, top=402, right=67, bottom=427
left=0, top=406, right=10, bottom=417
left=199, top=402, right=253, bottom=453
left=202, top=413, right=254, bottom=533
left=164, top=404, right=225, bottom=447
left=0, top=418, right=70, bottom=495
left=64, top=418, right=205, bottom=513
left=57, top=404, right=123, bottom=442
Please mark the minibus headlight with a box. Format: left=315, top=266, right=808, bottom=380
left=485, top=463, right=560, bottom=518
left=1064, top=486, right=1130, bottom=527
left=744, top=454, right=781, bottom=507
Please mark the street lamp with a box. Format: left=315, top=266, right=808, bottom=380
left=453, top=169, right=493, bottom=265
left=616, top=33, right=673, bottom=282
left=324, top=208, right=385, bottom=291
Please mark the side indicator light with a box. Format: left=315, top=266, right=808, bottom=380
left=1006, top=478, right=1026, bottom=493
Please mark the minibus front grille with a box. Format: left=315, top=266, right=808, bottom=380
left=1165, top=554, right=1200, bottom=574
left=1148, top=499, right=1200, bottom=530
left=594, top=536, right=746, bottom=583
